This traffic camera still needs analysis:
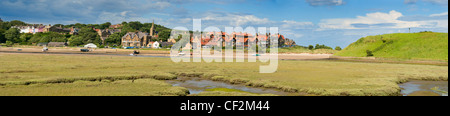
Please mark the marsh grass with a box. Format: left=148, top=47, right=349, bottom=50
left=0, top=79, right=189, bottom=96
left=0, top=53, right=448, bottom=96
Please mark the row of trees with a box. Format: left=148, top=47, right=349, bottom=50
left=0, top=27, right=100, bottom=46
left=307, top=44, right=342, bottom=50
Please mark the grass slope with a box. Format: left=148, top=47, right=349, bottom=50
left=335, top=32, right=448, bottom=61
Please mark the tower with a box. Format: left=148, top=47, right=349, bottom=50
left=150, top=20, right=155, bottom=36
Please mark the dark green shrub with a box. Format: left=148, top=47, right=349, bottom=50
left=366, top=50, right=374, bottom=57
left=335, top=46, right=342, bottom=51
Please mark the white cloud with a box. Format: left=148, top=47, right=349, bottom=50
left=316, top=10, right=447, bottom=30
left=404, top=0, right=418, bottom=4
left=281, top=20, right=315, bottom=29
left=430, top=12, right=448, bottom=17
left=306, top=0, right=345, bottom=6
left=423, top=0, right=448, bottom=5
left=201, top=13, right=271, bottom=27
left=405, top=0, right=448, bottom=5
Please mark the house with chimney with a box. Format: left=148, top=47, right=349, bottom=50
left=121, top=20, right=157, bottom=48
left=95, top=28, right=121, bottom=45
left=42, top=24, right=71, bottom=33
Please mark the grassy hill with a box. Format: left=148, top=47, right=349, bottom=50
left=335, top=32, right=448, bottom=61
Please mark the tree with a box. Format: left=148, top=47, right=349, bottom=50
left=0, top=29, right=6, bottom=43
left=39, top=36, right=51, bottom=43
left=128, top=21, right=143, bottom=30
left=100, top=22, right=112, bottom=29
left=158, top=30, right=171, bottom=42
left=308, top=45, right=314, bottom=50
left=105, top=32, right=123, bottom=46
left=69, top=27, right=101, bottom=46
left=54, top=24, right=64, bottom=28
left=335, top=46, right=342, bottom=51
left=69, top=36, right=84, bottom=46
left=19, top=33, right=33, bottom=45
left=366, top=50, right=374, bottom=57
left=28, top=33, right=43, bottom=44
left=0, top=22, right=12, bottom=30
left=121, top=21, right=128, bottom=26
left=315, top=44, right=333, bottom=49
left=4, top=28, right=20, bottom=43
left=9, top=20, right=27, bottom=26
left=6, top=41, right=13, bottom=46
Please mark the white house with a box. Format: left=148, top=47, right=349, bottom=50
left=151, top=41, right=160, bottom=49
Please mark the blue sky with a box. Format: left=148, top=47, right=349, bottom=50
left=0, top=0, right=448, bottom=47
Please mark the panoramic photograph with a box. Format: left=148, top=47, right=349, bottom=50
left=0, top=0, right=448, bottom=98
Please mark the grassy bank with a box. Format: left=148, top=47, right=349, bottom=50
left=335, top=32, right=448, bottom=61
left=0, top=53, right=447, bottom=96
left=191, top=88, right=277, bottom=96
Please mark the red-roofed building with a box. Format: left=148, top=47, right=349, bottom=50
left=188, top=32, right=290, bottom=48
left=109, top=24, right=122, bottom=29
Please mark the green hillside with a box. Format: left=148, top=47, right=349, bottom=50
left=335, top=32, right=448, bottom=61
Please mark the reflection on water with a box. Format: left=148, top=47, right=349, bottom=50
left=399, top=81, right=448, bottom=96
left=166, top=78, right=290, bottom=96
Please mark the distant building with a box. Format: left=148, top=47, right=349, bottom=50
left=41, top=24, right=71, bottom=33
left=37, top=42, right=49, bottom=46
left=151, top=41, right=160, bottom=49
left=160, top=42, right=174, bottom=48
left=167, top=38, right=177, bottom=43
left=122, top=32, right=152, bottom=48
left=70, top=27, right=80, bottom=35
left=183, top=43, right=192, bottom=50
left=284, top=38, right=296, bottom=47
left=109, top=24, right=122, bottom=29
left=121, top=20, right=156, bottom=48
left=11, top=24, right=46, bottom=34
left=95, top=28, right=121, bottom=45
left=186, top=32, right=288, bottom=48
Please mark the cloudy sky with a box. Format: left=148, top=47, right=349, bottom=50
left=0, top=0, right=448, bottom=47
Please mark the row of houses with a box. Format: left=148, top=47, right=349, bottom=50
left=188, top=32, right=292, bottom=48
left=121, top=29, right=295, bottom=49
left=11, top=24, right=80, bottom=35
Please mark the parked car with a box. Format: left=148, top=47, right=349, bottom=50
left=133, top=50, right=140, bottom=54
left=80, top=49, right=90, bottom=52
left=42, top=47, right=48, bottom=52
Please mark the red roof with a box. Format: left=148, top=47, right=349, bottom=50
left=189, top=32, right=285, bottom=45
